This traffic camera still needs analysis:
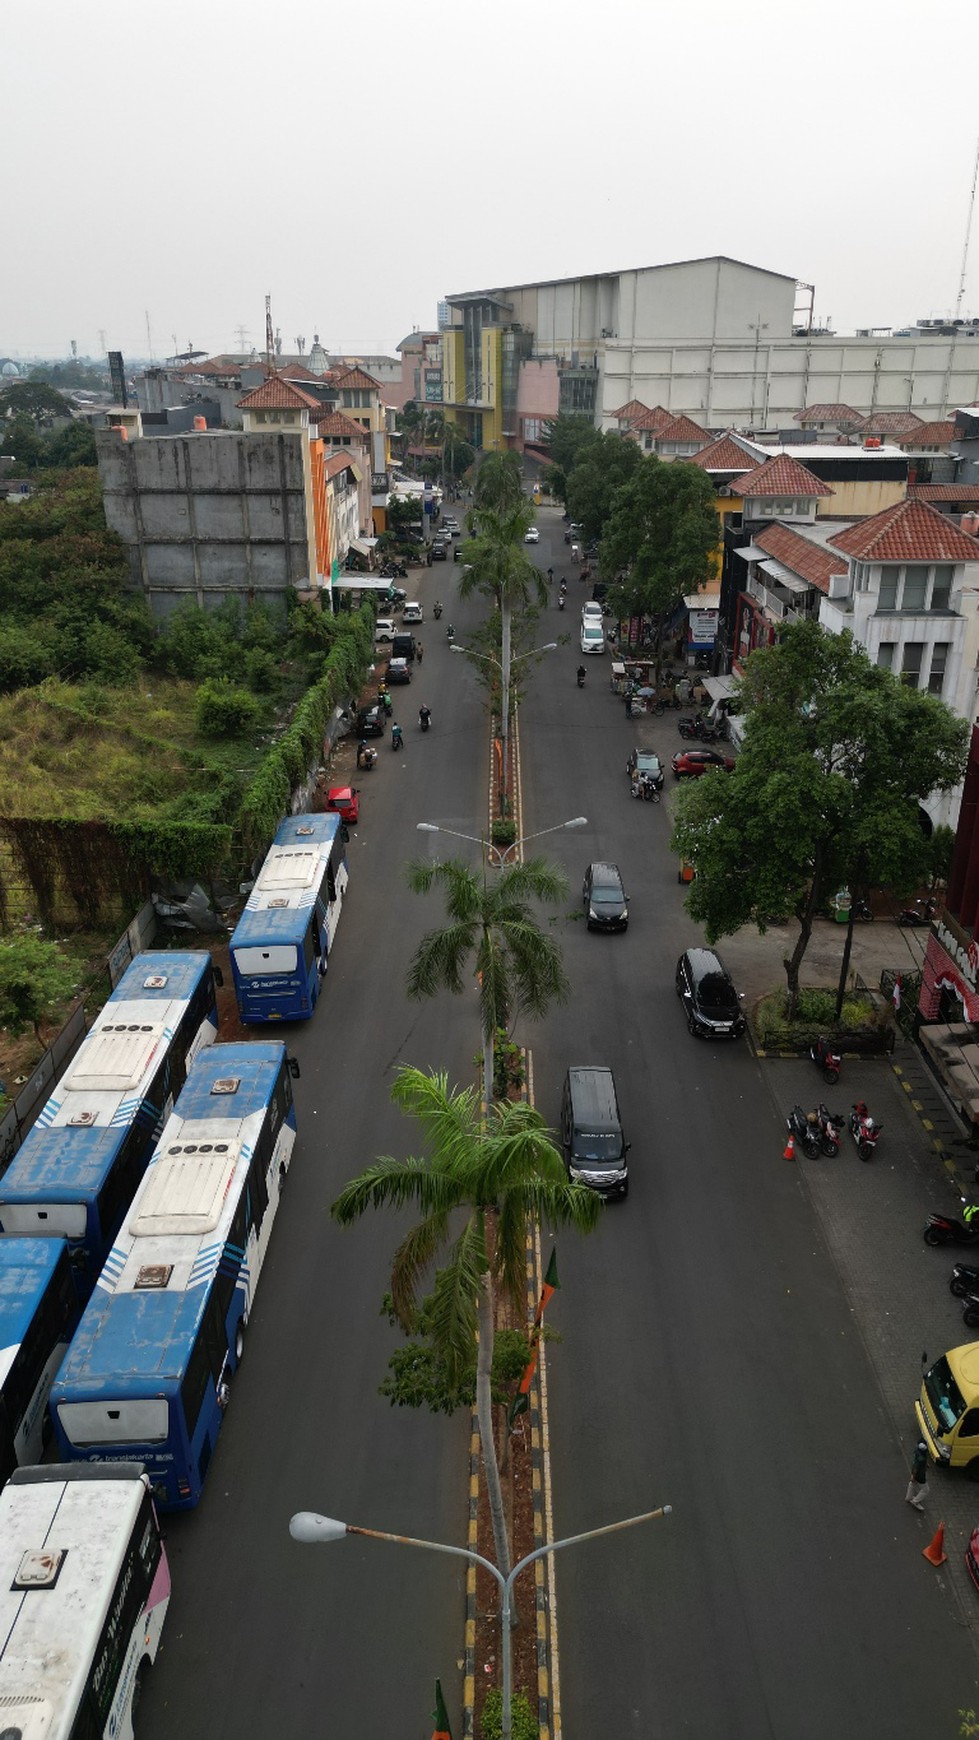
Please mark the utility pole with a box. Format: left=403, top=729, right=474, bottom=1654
left=265, top=294, right=275, bottom=369
left=233, top=324, right=249, bottom=356
left=956, top=137, right=979, bottom=320
left=98, top=328, right=107, bottom=356
left=145, top=311, right=154, bottom=361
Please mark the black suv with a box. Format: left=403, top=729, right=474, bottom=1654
left=583, top=863, right=628, bottom=932
left=675, top=947, right=745, bottom=1038
left=355, top=705, right=386, bottom=739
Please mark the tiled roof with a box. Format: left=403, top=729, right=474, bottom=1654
left=651, top=414, right=708, bottom=447
left=857, top=410, right=924, bottom=436
left=310, top=408, right=367, bottom=438
left=324, top=451, right=361, bottom=481
left=688, top=433, right=760, bottom=474
left=829, top=496, right=979, bottom=562
left=610, top=398, right=655, bottom=422
left=236, top=372, right=320, bottom=411
left=331, top=366, right=380, bottom=391
left=795, top=403, right=862, bottom=426
left=754, top=523, right=846, bottom=595
left=281, top=362, right=324, bottom=383
left=734, top=453, right=834, bottom=498
left=175, top=356, right=240, bottom=377
left=909, top=483, right=979, bottom=503
left=898, top=421, right=957, bottom=447
left=629, top=404, right=673, bottom=433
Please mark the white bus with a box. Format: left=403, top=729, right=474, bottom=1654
left=0, top=1462, right=170, bottom=1738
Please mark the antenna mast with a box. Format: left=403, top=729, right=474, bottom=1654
left=956, top=136, right=979, bottom=320
left=265, top=294, right=275, bottom=368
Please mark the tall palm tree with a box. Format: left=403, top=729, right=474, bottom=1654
left=472, top=449, right=525, bottom=512
left=459, top=501, right=545, bottom=810
left=406, top=855, right=570, bottom=1122
left=331, top=1066, right=603, bottom=1580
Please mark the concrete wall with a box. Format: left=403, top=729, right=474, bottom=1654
left=97, top=428, right=312, bottom=618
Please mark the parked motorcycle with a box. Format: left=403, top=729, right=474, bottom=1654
left=815, top=1103, right=844, bottom=1155
left=810, top=1036, right=842, bottom=1084
left=898, top=897, right=938, bottom=927
left=923, top=1202, right=979, bottom=1248
left=848, top=1101, right=882, bottom=1161
left=950, top=1262, right=979, bottom=1296
left=787, top=1105, right=822, bottom=1160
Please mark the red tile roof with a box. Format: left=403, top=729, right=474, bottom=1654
left=754, top=523, right=846, bottom=595
left=610, top=398, right=657, bottom=423
left=734, top=453, right=834, bottom=499
left=236, top=372, right=320, bottom=411
left=909, top=483, right=979, bottom=503
left=324, top=451, right=361, bottom=481
left=281, top=362, right=325, bottom=383
left=689, top=433, right=760, bottom=473
left=857, top=410, right=924, bottom=436
left=898, top=421, right=957, bottom=446
left=175, top=356, right=241, bottom=377
left=829, top=496, right=979, bottom=562
left=331, top=366, right=380, bottom=391
left=310, top=408, right=368, bottom=439
left=629, top=404, right=673, bottom=432
left=652, top=414, right=708, bottom=446
left=795, top=403, right=862, bottom=427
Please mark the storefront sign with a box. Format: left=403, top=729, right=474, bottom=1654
left=733, top=593, right=776, bottom=673
left=688, top=608, right=718, bottom=648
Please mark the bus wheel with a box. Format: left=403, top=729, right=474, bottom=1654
left=235, top=1321, right=246, bottom=1363
left=131, top=1659, right=150, bottom=1718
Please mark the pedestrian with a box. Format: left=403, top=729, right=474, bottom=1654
left=905, top=1440, right=929, bottom=1510
left=426, top=548, right=433, bottom=567
left=416, top=641, right=424, bottom=664
left=625, top=689, right=633, bottom=719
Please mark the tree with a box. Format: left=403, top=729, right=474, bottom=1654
left=0, top=382, right=73, bottom=426
left=473, top=449, right=525, bottom=513
left=542, top=413, right=599, bottom=479
left=40, top=421, right=97, bottom=469
left=406, top=855, right=570, bottom=1123
left=600, top=455, right=718, bottom=628
left=565, top=431, right=643, bottom=540
left=0, top=935, right=78, bottom=1039
left=671, top=620, right=969, bottom=1014
left=442, top=428, right=475, bottom=480
left=331, top=1066, right=602, bottom=1582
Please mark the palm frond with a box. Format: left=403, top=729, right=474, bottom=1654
left=331, top=1154, right=462, bottom=1225
left=390, top=1066, right=483, bottom=1168
left=427, top=1214, right=486, bottom=1390
left=406, top=922, right=480, bottom=1001
left=389, top=1209, right=451, bottom=1328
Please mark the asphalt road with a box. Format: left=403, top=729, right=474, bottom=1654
left=520, top=506, right=979, bottom=1738
left=140, top=550, right=489, bottom=1738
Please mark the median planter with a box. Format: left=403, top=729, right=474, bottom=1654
left=751, top=988, right=895, bottom=1057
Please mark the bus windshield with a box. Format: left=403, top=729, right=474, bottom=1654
left=234, top=944, right=298, bottom=976
left=925, top=1355, right=966, bottom=1431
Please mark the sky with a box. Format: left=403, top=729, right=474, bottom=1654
left=6, top=0, right=979, bottom=363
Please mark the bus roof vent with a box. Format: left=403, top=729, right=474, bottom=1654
left=65, top=1022, right=165, bottom=1093
left=294, top=825, right=314, bottom=836
left=13, top=1548, right=66, bottom=1590
left=211, top=1078, right=241, bottom=1096
left=135, top=1263, right=173, bottom=1290
left=257, top=848, right=322, bottom=894
left=142, top=974, right=169, bottom=989
left=67, top=1110, right=97, bottom=1128
left=267, top=897, right=289, bottom=909
left=131, top=1148, right=240, bottom=1237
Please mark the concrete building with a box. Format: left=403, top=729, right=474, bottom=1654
left=393, top=331, right=444, bottom=412
left=437, top=256, right=979, bottom=450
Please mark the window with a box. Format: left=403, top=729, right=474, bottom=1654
left=903, top=568, right=928, bottom=611
left=878, top=569, right=898, bottom=610
left=877, top=643, right=895, bottom=670
left=932, top=565, right=953, bottom=610
left=929, top=642, right=950, bottom=696
left=901, top=643, right=924, bottom=685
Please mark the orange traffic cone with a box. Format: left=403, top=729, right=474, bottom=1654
left=923, top=1521, right=947, bottom=1566
left=783, top=1134, right=795, bottom=1161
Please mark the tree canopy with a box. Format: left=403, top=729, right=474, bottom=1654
left=565, top=430, right=643, bottom=540
left=542, top=413, right=600, bottom=478
left=600, top=455, right=717, bottom=616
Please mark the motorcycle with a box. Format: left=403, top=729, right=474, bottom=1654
left=849, top=1101, right=882, bottom=1161
left=558, top=596, right=566, bottom=611
left=577, top=667, right=586, bottom=688
left=810, top=1036, right=842, bottom=1084
left=446, top=624, right=455, bottom=642
left=630, top=773, right=660, bottom=803
left=923, top=1202, right=979, bottom=1248
left=898, top=897, right=938, bottom=927
left=815, top=1103, right=844, bottom=1155
left=433, top=602, right=443, bottom=620
left=391, top=724, right=403, bottom=751
left=787, top=1105, right=822, bottom=1160
left=356, top=742, right=378, bottom=772
left=377, top=688, right=392, bottom=716
left=418, top=707, right=431, bottom=733
left=951, top=1262, right=979, bottom=1295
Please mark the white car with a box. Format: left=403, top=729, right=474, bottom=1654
left=582, top=601, right=603, bottom=625
left=401, top=602, right=423, bottom=623
left=524, top=526, right=540, bottom=544
left=374, top=618, right=397, bottom=642
left=580, top=621, right=606, bottom=655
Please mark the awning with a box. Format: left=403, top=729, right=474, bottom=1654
left=702, top=675, right=737, bottom=703
left=759, top=558, right=808, bottom=593
left=333, top=576, right=391, bottom=592
left=736, top=543, right=768, bottom=562
left=350, top=537, right=378, bottom=557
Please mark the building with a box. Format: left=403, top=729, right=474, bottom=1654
left=436, top=256, right=979, bottom=451
left=392, top=332, right=443, bottom=411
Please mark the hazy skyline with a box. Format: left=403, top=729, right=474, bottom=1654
left=6, top=0, right=979, bottom=363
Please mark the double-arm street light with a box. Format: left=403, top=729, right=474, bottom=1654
left=451, top=640, right=557, bottom=808
left=416, top=816, right=587, bottom=869
left=289, top=1503, right=672, bottom=1740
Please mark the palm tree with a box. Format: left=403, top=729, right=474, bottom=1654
left=331, top=1066, right=602, bottom=1580
left=406, top=855, right=570, bottom=1122
left=459, top=498, right=545, bottom=811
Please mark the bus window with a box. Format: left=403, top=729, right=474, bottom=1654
left=234, top=944, right=298, bottom=976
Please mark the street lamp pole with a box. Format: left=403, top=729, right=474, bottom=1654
left=416, top=815, right=586, bottom=869
left=289, top=1504, right=672, bottom=1740
left=451, top=642, right=557, bottom=812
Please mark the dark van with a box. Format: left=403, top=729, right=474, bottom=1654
left=392, top=632, right=416, bottom=662
left=560, top=1067, right=629, bottom=1198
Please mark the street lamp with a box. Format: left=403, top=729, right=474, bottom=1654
left=450, top=642, right=558, bottom=667
left=289, top=1503, right=671, bottom=1740
left=416, top=816, right=586, bottom=868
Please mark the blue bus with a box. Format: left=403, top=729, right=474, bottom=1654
left=0, top=1239, right=80, bottom=1486
left=50, top=1042, right=299, bottom=1510
left=229, top=812, right=348, bottom=1022
left=0, top=952, right=220, bottom=1298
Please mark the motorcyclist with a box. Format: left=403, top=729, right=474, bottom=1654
left=391, top=722, right=403, bottom=749
left=418, top=705, right=431, bottom=729
left=446, top=623, right=454, bottom=641
left=559, top=578, right=567, bottom=595
left=577, top=665, right=586, bottom=687
left=356, top=740, right=376, bottom=771
left=433, top=600, right=443, bottom=619
left=547, top=567, right=554, bottom=583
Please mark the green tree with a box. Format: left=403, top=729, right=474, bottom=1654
left=600, top=455, right=717, bottom=628
left=40, top=421, right=97, bottom=469
left=542, top=413, right=599, bottom=478
left=406, top=855, right=570, bottom=1121
left=565, top=430, right=643, bottom=539
left=194, top=678, right=263, bottom=737
left=0, top=382, right=73, bottom=426
left=331, top=1066, right=601, bottom=1581
left=473, top=449, right=526, bottom=513
left=671, top=621, right=968, bottom=1014
left=0, top=414, right=42, bottom=470
left=0, top=935, right=78, bottom=1039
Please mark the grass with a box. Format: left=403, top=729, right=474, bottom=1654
left=754, top=987, right=880, bottom=1049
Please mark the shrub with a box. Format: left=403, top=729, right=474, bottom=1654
left=244, top=648, right=279, bottom=693
left=479, top=1689, right=537, bottom=1740
left=0, top=935, right=78, bottom=1038
left=491, top=818, right=517, bottom=846
left=194, top=679, right=262, bottom=738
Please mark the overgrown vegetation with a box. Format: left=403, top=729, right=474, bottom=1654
left=754, top=988, right=879, bottom=1049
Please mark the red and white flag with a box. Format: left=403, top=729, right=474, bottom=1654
left=892, top=975, right=902, bottom=1011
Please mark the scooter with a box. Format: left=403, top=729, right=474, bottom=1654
left=418, top=707, right=431, bottom=733
left=787, top=1105, right=822, bottom=1160
left=391, top=724, right=403, bottom=752
left=951, top=1262, right=979, bottom=1295
left=577, top=667, right=586, bottom=689
left=446, top=624, right=455, bottom=642
left=810, top=1036, right=842, bottom=1084
left=923, top=1202, right=979, bottom=1248
left=356, top=742, right=377, bottom=772
left=433, top=602, right=443, bottom=620
left=630, top=773, right=660, bottom=803
left=378, top=689, right=392, bottom=717
left=558, top=596, right=566, bottom=611
left=815, top=1103, right=844, bottom=1155
left=898, top=897, right=938, bottom=927
left=849, top=1101, right=882, bottom=1161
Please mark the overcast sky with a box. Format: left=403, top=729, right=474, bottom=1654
left=6, top=0, right=979, bottom=362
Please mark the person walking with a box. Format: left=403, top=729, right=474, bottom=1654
left=905, top=1440, right=929, bottom=1510
left=416, top=640, right=424, bottom=664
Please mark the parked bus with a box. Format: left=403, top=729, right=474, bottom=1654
left=0, top=952, right=220, bottom=1298
left=0, top=1462, right=170, bottom=1738
left=229, top=812, right=348, bottom=1021
left=0, top=1238, right=80, bottom=1487
left=50, top=1042, right=299, bottom=1510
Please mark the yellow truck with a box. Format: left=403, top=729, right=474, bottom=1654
left=916, top=1341, right=979, bottom=1472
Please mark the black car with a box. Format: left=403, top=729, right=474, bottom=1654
left=386, top=658, right=412, bottom=685
left=355, top=705, right=386, bottom=739
left=675, top=947, right=745, bottom=1038
left=583, top=862, right=628, bottom=932
left=431, top=541, right=447, bottom=561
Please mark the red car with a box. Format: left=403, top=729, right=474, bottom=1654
left=325, top=786, right=359, bottom=824
left=671, top=748, right=735, bottom=779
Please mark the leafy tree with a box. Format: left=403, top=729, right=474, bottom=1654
left=194, top=678, right=262, bottom=737
left=0, top=935, right=78, bottom=1039
left=0, top=414, right=42, bottom=470
left=565, top=430, right=643, bottom=539
left=331, top=1066, right=601, bottom=1581
left=600, top=455, right=717, bottom=627
left=460, top=484, right=545, bottom=808
left=442, top=429, right=475, bottom=479
left=0, top=382, right=73, bottom=425
left=542, top=413, right=599, bottom=479
left=473, top=449, right=525, bottom=513
left=29, top=361, right=109, bottom=392
left=40, top=421, right=97, bottom=469
left=377, top=1290, right=529, bottom=1414
left=671, top=621, right=968, bottom=1014
left=406, top=855, right=570, bottom=1121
